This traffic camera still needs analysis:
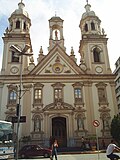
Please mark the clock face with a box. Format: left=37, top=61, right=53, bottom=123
left=10, top=66, right=19, bottom=74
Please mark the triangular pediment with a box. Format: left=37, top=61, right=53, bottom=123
left=30, top=45, right=85, bottom=75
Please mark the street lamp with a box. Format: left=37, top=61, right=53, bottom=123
left=10, top=44, right=33, bottom=160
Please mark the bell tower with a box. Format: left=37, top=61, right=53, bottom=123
left=79, top=1, right=111, bottom=74
left=48, top=15, right=66, bottom=51
left=1, top=0, right=33, bottom=75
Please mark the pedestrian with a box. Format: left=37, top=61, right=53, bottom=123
left=81, top=136, right=86, bottom=150
left=85, top=139, right=91, bottom=151
left=106, top=139, right=120, bottom=160
left=51, top=139, right=58, bottom=160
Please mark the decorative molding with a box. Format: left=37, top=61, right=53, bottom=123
left=43, top=102, right=74, bottom=111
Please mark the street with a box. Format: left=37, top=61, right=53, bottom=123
left=18, top=152, right=120, bottom=160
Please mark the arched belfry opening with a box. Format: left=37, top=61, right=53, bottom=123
left=48, top=16, right=66, bottom=51
left=52, top=117, right=67, bottom=147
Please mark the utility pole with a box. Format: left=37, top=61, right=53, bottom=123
left=10, top=44, right=33, bottom=160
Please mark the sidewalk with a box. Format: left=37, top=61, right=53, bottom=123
left=8, top=153, right=110, bottom=160
left=58, top=149, right=106, bottom=154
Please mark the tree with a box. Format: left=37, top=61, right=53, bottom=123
left=111, top=114, right=120, bottom=145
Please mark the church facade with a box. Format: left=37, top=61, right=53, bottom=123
left=0, top=1, right=118, bottom=148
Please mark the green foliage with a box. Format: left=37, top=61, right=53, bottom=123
left=111, top=114, right=120, bottom=145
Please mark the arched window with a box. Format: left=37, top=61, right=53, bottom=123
left=34, top=89, right=42, bottom=104
left=7, top=85, right=18, bottom=107
left=54, top=89, right=62, bottom=100
left=52, top=82, right=65, bottom=103
left=84, top=23, right=88, bottom=32
left=16, top=20, right=20, bottom=29
left=91, top=22, right=95, bottom=30
left=74, top=88, right=82, bottom=103
left=72, top=82, right=84, bottom=104
left=33, top=83, right=44, bottom=105
left=11, top=51, right=19, bottom=62
left=8, top=90, right=17, bottom=105
left=93, top=47, right=101, bottom=62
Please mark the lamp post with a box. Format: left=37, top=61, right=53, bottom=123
left=10, top=44, right=33, bottom=160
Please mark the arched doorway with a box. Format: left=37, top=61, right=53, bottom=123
left=52, top=117, right=67, bottom=147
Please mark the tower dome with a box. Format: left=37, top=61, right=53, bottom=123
left=7, top=0, right=31, bottom=34
left=11, top=1, right=29, bottom=18
left=80, top=1, right=101, bottom=36
left=82, top=4, right=96, bottom=19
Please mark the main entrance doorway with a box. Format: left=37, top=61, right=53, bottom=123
left=52, top=117, right=67, bottom=147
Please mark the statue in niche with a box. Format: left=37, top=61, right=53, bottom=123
left=34, top=117, right=41, bottom=132
left=77, top=118, right=84, bottom=130
left=55, top=30, right=58, bottom=40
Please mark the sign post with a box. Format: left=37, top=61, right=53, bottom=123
left=93, top=120, right=100, bottom=160
left=12, top=116, right=26, bottom=123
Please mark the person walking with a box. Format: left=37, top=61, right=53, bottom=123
left=81, top=136, right=86, bottom=150
left=51, top=139, right=58, bottom=160
left=106, top=139, right=120, bottom=160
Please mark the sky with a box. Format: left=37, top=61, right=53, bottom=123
left=0, top=0, right=120, bottom=72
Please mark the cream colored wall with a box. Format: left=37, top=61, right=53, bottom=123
left=0, top=78, right=117, bottom=140
left=1, top=42, right=9, bottom=75
left=84, top=83, right=96, bottom=135
left=2, top=39, right=30, bottom=76
left=0, top=84, right=8, bottom=120
left=22, top=87, right=32, bottom=137
left=43, top=83, right=53, bottom=106
left=64, top=83, right=74, bottom=104
left=92, top=83, right=102, bottom=136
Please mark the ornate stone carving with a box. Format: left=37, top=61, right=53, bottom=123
left=43, top=102, right=74, bottom=111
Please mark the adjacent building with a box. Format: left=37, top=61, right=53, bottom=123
left=114, top=57, right=120, bottom=113
left=0, top=1, right=118, bottom=147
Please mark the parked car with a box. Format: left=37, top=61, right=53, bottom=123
left=19, top=144, right=52, bottom=158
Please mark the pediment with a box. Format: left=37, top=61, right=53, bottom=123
left=29, top=45, right=85, bottom=75
left=43, top=102, right=75, bottom=111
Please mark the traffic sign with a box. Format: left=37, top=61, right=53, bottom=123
left=12, top=116, right=26, bottom=123
left=93, top=120, right=100, bottom=127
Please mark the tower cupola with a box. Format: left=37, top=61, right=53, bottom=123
left=7, top=0, right=31, bottom=34
left=80, top=1, right=101, bottom=36
left=48, top=15, right=66, bottom=51
left=79, top=1, right=111, bottom=74
left=1, top=0, right=33, bottom=75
